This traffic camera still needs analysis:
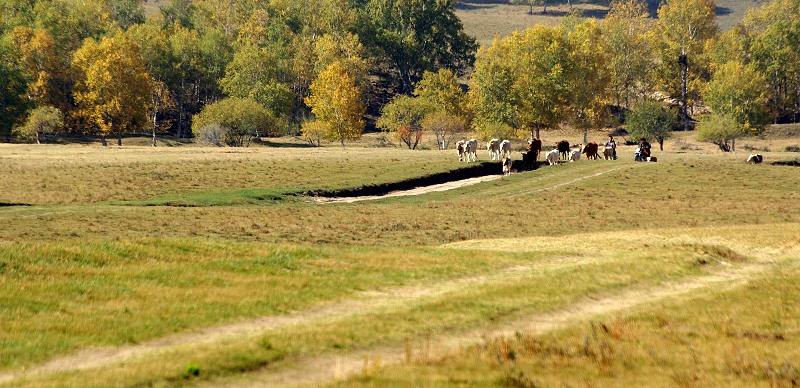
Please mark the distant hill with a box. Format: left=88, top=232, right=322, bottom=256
left=456, top=0, right=764, bottom=47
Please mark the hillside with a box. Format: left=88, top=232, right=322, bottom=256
left=455, top=0, right=761, bottom=47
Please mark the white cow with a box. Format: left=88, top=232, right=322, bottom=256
left=569, top=148, right=581, bottom=162
left=464, top=139, right=478, bottom=162
left=546, top=149, right=560, bottom=165
left=501, top=156, right=512, bottom=176
left=456, top=140, right=466, bottom=161
left=499, top=140, right=512, bottom=159
left=487, top=139, right=501, bottom=160
left=746, top=154, right=763, bottom=164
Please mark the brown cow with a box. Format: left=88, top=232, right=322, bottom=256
left=527, top=138, right=542, bottom=161
left=581, top=142, right=600, bottom=160
left=557, top=140, right=570, bottom=161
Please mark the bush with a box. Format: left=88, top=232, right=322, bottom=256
left=14, top=106, right=63, bottom=144
left=192, top=98, right=279, bottom=147
left=785, top=145, right=800, bottom=152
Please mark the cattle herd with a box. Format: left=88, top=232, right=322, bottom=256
left=456, top=138, right=624, bottom=175
left=457, top=139, right=766, bottom=173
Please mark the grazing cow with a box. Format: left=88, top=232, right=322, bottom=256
left=527, top=138, right=542, bottom=161
left=602, top=147, right=613, bottom=160
left=557, top=140, right=570, bottom=161
left=487, top=139, right=501, bottom=160
left=546, top=149, right=560, bottom=165
left=499, top=140, right=512, bottom=159
left=570, top=148, right=581, bottom=162
left=501, top=156, right=512, bottom=176
left=464, top=139, right=478, bottom=162
left=746, top=154, right=763, bottom=164
left=456, top=140, right=466, bottom=161
left=581, top=142, right=600, bottom=160
left=649, top=156, right=658, bottom=162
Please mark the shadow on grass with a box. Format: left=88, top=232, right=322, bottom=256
left=258, top=140, right=316, bottom=149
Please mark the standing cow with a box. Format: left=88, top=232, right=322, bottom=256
left=581, top=142, right=599, bottom=160
left=463, top=139, right=478, bottom=162
left=499, top=140, right=512, bottom=159
left=557, top=140, right=570, bottom=161
left=487, top=139, right=501, bottom=160
left=527, top=138, right=542, bottom=161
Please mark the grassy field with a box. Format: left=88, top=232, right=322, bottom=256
left=1, top=127, right=799, bottom=386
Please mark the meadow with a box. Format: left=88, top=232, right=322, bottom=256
left=1, top=127, right=799, bottom=386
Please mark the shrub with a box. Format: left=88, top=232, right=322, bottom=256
left=192, top=98, right=279, bottom=147
left=14, top=106, right=63, bottom=144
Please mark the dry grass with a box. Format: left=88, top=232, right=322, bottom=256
left=354, top=250, right=800, bottom=387
left=1, top=127, right=799, bottom=386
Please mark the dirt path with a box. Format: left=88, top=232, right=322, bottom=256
left=0, top=256, right=779, bottom=386
left=313, top=175, right=503, bottom=203
left=222, top=261, right=776, bottom=387
left=0, top=258, right=594, bottom=385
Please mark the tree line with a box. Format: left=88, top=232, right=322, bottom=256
left=0, top=0, right=476, bottom=145
left=0, top=0, right=798, bottom=151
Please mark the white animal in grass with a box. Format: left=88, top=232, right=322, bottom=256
left=569, top=148, right=581, bottom=162
left=463, top=139, right=478, bottom=162
left=746, top=154, right=763, bottom=164
left=546, top=149, right=560, bottom=165
left=499, top=140, right=512, bottom=159
left=501, top=156, right=512, bottom=176
left=487, top=139, right=501, bottom=160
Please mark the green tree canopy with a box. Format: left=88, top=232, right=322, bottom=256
left=469, top=25, right=574, bottom=139
left=355, top=0, right=477, bottom=94
left=600, top=0, right=655, bottom=108
left=625, top=99, right=676, bottom=151
left=704, top=61, right=771, bottom=135
left=377, top=95, right=438, bottom=149
left=696, top=113, right=745, bottom=152
left=0, top=37, right=32, bottom=141
left=192, top=97, right=278, bottom=147
left=413, top=68, right=469, bottom=122
left=14, top=105, right=62, bottom=143
left=655, top=0, right=718, bottom=130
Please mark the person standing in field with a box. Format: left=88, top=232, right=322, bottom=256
left=605, top=135, right=617, bottom=160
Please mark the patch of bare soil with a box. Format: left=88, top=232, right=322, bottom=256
left=313, top=175, right=503, bottom=203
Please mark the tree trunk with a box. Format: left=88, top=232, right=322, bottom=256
left=36, top=132, right=41, bottom=144
left=177, top=78, right=185, bottom=138
left=118, top=132, right=123, bottom=146
left=681, top=56, right=690, bottom=131
left=659, top=139, right=664, bottom=151
left=583, top=128, right=588, bottom=144
left=731, top=138, right=736, bottom=152
left=101, top=136, right=107, bottom=147
left=535, top=124, right=540, bottom=140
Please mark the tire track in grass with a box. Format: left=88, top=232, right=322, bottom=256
left=0, top=258, right=594, bottom=385
left=226, top=260, right=781, bottom=388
